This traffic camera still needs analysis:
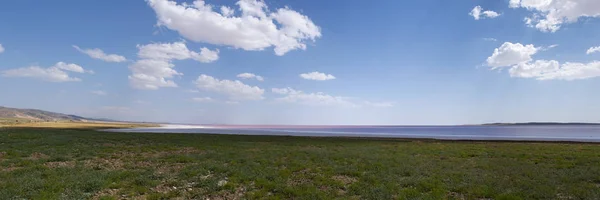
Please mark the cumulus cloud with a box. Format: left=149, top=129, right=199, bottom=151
left=587, top=46, right=600, bottom=55
left=220, top=6, right=234, bottom=17
left=271, top=87, right=293, bottom=95
left=73, top=45, right=127, bottom=62
left=509, top=0, right=600, bottom=32
left=509, top=60, right=600, bottom=80
left=137, top=42, right=219, bottom=63
left=271, top=87, right=356, bottom=107
left=486, top=42, right=600, bottom=80
left=198, top=48, right=220, bottom=63
left=469, top=6, right=500, bottom=20
left=1, top=62, right=90, bottom=82
left=129, top=42, right=219, bottom=90
left=237, top=73, right=264, bottom=81
left=194, top=74, right=264, bottom=100
left=54, top=62, right=93, bottom=74
left=486, top=42, right=538, bottom=68
left=299, top=71, right=336, bottom=81
left=146, top=0, right=321, bottom=56
left=0, top=44, right=4, bottom=54
left=509, top=60, right=561, bottom=79
left=91, top=90, right=107, bottom=95
left=192, top=97, right=213, bottom=102
left=128, top=73, right=177, bottom=90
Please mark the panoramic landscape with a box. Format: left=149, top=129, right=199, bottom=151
left=2, top=0, right=600, bottom=199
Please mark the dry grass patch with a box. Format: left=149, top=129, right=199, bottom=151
left=91, top=188, right=121, bottom=200
left=209, top=186, right=248, bottom=200
left=27, top=152, right=49, bottom=160
left=7, top=121, right=157, bottom=129
left=332, top=175, right=358, bottom=185
left=287, top=168, right=316, bottom=186
left=447, top=191, right=466, bottom=200
left=44, top=161, right=76, bottom=168
left=84, top=158, right=125, bottom=170
left=155, top=163, right=186, bottom=175
left=1, top=165, right=22, bottom=172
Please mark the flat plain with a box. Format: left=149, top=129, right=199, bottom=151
left=1, top=127, right=599, bottom=199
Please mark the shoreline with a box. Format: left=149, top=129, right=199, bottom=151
left=104, top=127, right=600, bottom=144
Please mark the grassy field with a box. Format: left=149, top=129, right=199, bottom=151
left=1, top=128, right=599, bottom=199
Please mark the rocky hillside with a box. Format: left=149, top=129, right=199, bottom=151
left=0, top=106, right=87, bottom=122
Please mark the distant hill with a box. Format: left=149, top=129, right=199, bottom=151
left=482, top=122, right=600, bottom=126
left=0, top=106, right=88, bottom=122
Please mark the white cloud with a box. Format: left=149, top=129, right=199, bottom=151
left=54, top=62, right=93, bottom=74
left=469, top=6, right=500, bottom=20
left=128, top=60, right=179, bottom=90
left=237, top=73, right=264, bottom=81
left=483, top=38, right=498, bottom=42
left=486, top=42, right=538, bottom=68
left=509, top=60, right=600, bottom=80
left=509, top=0, right=521, bottom=8
left=192, top=97, right=213, bottom=102
left=0, top=44, right=4, bottom=53
left=509, top=0, right=600, bottom=32
left=587, top=46, right=600, bottom=55
left=221, top=6, right=234, bottom=17
left=2, top=67, right=80, bottom=82
left=509, top=60, right=560, bottom=79
left=544, top=44, right=559, bottom=50
left=73, top=45, right=127, bottom=62
left=271, top=87, right=356, bottom=107
left=91, top=90, right=107, bottom=95
left=364, top=101, right=395, bottom=108
left=482, top=10, right=500, bottom=18
left=299, top=71, right=336, bottom=81
left=1, top=62, right=89, bottom=82
left=198, top=48, right=220, bottom=63
left=194, top=74, right=264, bottom=100
left=130, top=59, right=180, bottom=79
left=486, top=42, right=600, bottom=80
left=128, top=73, right=178, bottom=90
left=137, top=42, right=219, bottom=63
left=271, top=87, right=293, bottom=94
left=129, top=42, right=218, bottom=90
left=146, top=0, right=321, bottom=56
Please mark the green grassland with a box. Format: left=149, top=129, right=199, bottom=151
left=1, top=128, right=599, bottom=199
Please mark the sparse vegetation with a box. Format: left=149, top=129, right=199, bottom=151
left=1, top=121, right=156, bottom=129
left=1, top=128, right=600, bottom=199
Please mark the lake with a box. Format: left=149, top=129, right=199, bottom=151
left=105, top=125, right=600, bottom=142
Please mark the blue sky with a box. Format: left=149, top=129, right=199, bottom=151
left=1, top=0, right=600, bottom=125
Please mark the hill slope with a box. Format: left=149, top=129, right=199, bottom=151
left=0, top=106, right=87, bottom=122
